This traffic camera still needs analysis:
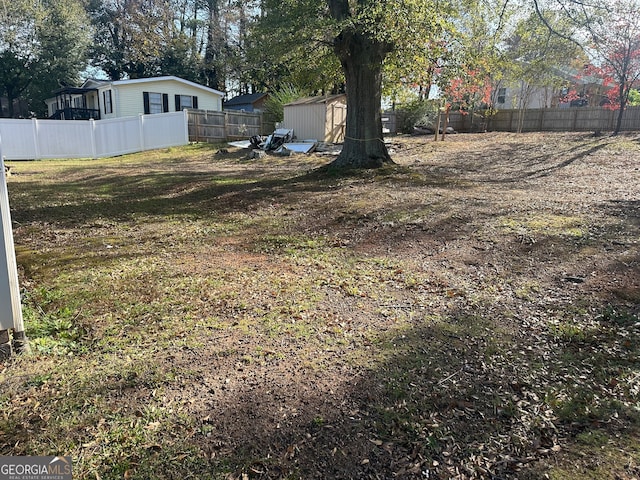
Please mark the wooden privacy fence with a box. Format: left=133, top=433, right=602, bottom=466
left=191, top=105, right=640, bottom=141
left=446, top=106, right=640, bottom=133
left=188, top=109, right=274, bottom=143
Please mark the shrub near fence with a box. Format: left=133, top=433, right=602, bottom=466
left=445, top=106, right=640, bottom=133
left=188, top=109, right=273, bottom=143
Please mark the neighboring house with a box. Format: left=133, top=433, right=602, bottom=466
left=492, top=66, right=607, bottom=110
left=45, top=76, right=224, bottom=120
left=223, top=92, right=268, bottom=112
left=556, top=68, right=608, bottom=107
left=283, top=94, right=347, bottom=143
left=493, top=82, right=557, bottom=109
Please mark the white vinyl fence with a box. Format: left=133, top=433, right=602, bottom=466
left=0, top=111, right=189, bottom=160
left=0, top=146, right=24, bottom=335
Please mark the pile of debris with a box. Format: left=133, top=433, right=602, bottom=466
left=229, top=128, right=319, bottom=157
left=413, top=125, right=457, bottom=135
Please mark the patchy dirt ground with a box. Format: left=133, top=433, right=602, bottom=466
left=1, top=132, right=639, bottom=479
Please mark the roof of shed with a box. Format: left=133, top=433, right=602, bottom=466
left=285, top=94, right=346, bottom=106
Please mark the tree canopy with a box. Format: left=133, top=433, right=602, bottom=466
left=251, top=0, right=485, bottom=167
left=584, top=0, right=640, bottom=133
left=0, top=0, right=91, bottom=117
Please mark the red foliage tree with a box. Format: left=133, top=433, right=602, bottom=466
left=443, top=69, right=492, bottom=114
left=585, top=2, right=640, bottom=134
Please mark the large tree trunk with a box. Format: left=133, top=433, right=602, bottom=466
left=613, top=104, right=625, bottom=136
left=203, top=0, right=224, bottom=91
left=329, top=30, right=394, bottom=169
left=613, top=82, right=626, bottom=136
left=6, top=93, right=15, bottom=119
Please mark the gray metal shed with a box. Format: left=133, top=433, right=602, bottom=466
left=283, top=94, right=346, bottom=143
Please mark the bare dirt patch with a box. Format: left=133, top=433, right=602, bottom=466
left=1, top=133, right=639, bottom=479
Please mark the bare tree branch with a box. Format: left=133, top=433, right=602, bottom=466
left=532, top=0, right=584, bottom=48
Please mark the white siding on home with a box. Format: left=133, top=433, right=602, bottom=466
left=45, top=76, right=223, bottom=120
left=114, top=79, right=221, bottom=118
left=98, top=87, right=118, bottom=120
left=118, top=82, right=155, bottom=117
left=86, top=91, right=99, bottom=111
left=45, top=99, right=56, bottom=117
left=497, top=85, right=557, bottom=110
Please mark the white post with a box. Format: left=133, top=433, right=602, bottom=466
left=89, top=118, right=97, bottom=159
left=183, top=109, right=189, bottom=144
left=139, top=114, right=145, bottom=151
left=0, top=144, right=27, bottom=357
left=31, top=117, right=41, bottom=160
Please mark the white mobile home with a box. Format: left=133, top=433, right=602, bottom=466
left=46, top=76, right=224, bottom=120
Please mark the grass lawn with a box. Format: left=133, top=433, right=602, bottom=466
left=1, top=132, right=639, bottom=479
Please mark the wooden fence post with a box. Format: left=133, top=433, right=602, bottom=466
left=193, top=110, right=200, bottom=142
left=610, top=109, right=615, bottom=131
left=538, top=109, right=545, bottom=132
